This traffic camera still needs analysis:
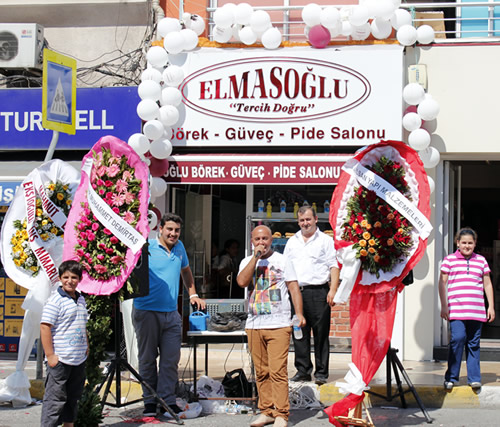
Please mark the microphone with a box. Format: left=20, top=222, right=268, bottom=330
left=255, top=251, right=262, bottom=258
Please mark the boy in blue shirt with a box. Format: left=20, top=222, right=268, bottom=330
left=40, top=260, right=88, bottom=427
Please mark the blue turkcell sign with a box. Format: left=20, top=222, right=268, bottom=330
left=0, top=86, right=141, bottom=150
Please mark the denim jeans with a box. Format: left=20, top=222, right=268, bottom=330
left=445, top=319, right=482, bottom=384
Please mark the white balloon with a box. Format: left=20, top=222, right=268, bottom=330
left=163, top=31, right=184, bottom=54
left=351, top=23, right=371, bottom=41
left=418, top=98, right=440, bottom=120
left=162, top=65, right=184, bottom=87
left=150, top=177, right=167, bottom=197
left=214, top=7, right=234, bottom=29
left=189, top=15, right=206, bottom=36
left=161, top=87, right=182, bottom=107
left=304, top=25, right=311, bottom=38
left=261, top=27, right=282, bottom=50
left=159, top=105, right=180, bottom=127
left=157, top=18, right=181, bottom=38
left=372, top=0, right=396, bottom=20
left=371, top=18, right=392, bottom=39
left=408, top=128, right=431, bottom=151
left=213, top=25, right=233, bottom=43
left=239, top=26, right=258, bottom=45
left=250, top=10, right=271, bottom=34
left=422, top=118, right=437, bottom=134
left=138, top=80, right=161, bottom=101
left=146, top=46, right=168, bottom=68
left=141, top=67, right=162, bottom=83
left=148, top=209, right=158, bottom=230
left=180, top=28, right=199, bottom=51
left=321, top=6, right=341, bottom=30
left=144, top=157, right=151, bottom=166
left=419, top=146, right=440, bottom=168
left=402, top=112, right=422, bottom=132
left=390, top=9, right=412, bottom=30
left=128, top=133, right=150, bottom=155
left=231, top=24, right=242, bottom=42
left=403, top=83, right=425, bottom=105
left=427, top=175, right=435, bottom=193
left=397, top=24, right=417, bottom=46
left=350, top=6, right=370, bottom=27
left=137, top=99, right=159, bottom=121
left=143, top=120, right=165, bottom=141
left=149, top=138, right=173, bottom=159
left=391, top=0, right=402, bottom=8
left=302, top=3, right=322, bottom=27
left=341, top=21, right=354, bottom=37
left=417, top=25, right=435, bottom=44
left=235, top=3, right=254, bottom=26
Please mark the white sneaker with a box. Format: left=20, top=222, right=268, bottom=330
left=444, top=381, right=454, bottom=391
left=273, top=417, right=288, bottom=427
left=250, top=414, right=275, bottom=427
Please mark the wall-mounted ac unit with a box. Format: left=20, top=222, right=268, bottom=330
left=0, top=23, right=44, bottom=70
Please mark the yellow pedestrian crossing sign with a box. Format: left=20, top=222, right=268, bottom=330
left=42, top=49, right=76, bottom=135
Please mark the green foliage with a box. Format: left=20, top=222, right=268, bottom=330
left=75, top=294, right=113, bottom=427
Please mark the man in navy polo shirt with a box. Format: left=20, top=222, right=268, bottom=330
left=133, top=213, right=205, bottom=417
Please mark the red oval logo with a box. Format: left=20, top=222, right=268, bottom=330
left=181, top=56, right=371, bottom=123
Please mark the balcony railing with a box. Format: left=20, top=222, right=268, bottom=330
left=206, top=1, right=500, bottom=42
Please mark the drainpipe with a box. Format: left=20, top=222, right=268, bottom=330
left=151, top=0, right=165, bottom=22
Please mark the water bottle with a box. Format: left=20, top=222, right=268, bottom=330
left=303, top=199, right=309, bottom=206
left=324, top=200, right=330, bottom=214
left=280, top=200, right=286, bottom=213
left=292, top=315, right=303, bottom=339
left=258, top=200, right=264, bottom=213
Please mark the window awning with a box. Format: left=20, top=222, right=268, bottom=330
left=163, top=153, right=351, bottom=185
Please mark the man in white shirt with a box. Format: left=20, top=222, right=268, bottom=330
left=284, top=205, right=340, bottom=385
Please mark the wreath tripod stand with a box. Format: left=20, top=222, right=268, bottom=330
left=94, top=296, right=183, bottom=425
left=365, top=346, right=432, bottom=423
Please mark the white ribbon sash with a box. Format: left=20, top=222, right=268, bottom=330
left=334, top=245, right=362, bottom=303
left=343, top=159, right=432, bottom=239
left=335, top=363, right=368, bottom=396
left=32, top=169, right=68, bottom=230
left=23, top=181, right=60, bottom=286
left=82, top=157, right=146, bottom=254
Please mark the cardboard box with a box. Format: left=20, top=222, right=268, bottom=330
left=414, top=11, right=446, bottom=39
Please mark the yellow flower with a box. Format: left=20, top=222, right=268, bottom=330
left=57, top=193, right=64, bottom=201
left=36, top=198, right=42, bottom=207
left=368, top=247, right=376, bottom=254
left=362, top=232, right=371, bottom=240
left=387, top=238, right=394, bottom=246
left=374, top=221, right=382, bottom=228
left=374, top=255, right=380, bottom=262
left=359, top=240, right=367, bottom=247
left=365, top=223, right=372, bottom=230
left=361, top=220, right=368, bottom=228
left=63, top=185, right=69, bottom=190
left=387, top=213, right=395, bottom=220
left=15, top=230, right=21, bottom=237
left=21, top=230, right=28, bottom=239
left=31, top=266, right=38, bottom=272
left=66, top=199, right=72, bottom=206
left=360, top=249, right=368, bottom=257
left=22, top=220, right=27, bottom=228
left=14, top=259, right=22, bottom=267
left=36, top=208, right=43, bottom=216
left=352, top=223, right=358, bottom=230
left=368, top=239, right=376, bottom=246
left=51, top=227, right=58, bottom=234
left=40, top=234, right=49, bottom=241
left=48, top=183, right=56, bottom=191
left=41, top=219, right=48, bottom=226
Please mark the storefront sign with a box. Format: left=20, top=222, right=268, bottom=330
left=0, top=87, right=141, bottom=150
left=0, top=181, right=21, bottom=206
left=177, top=46, right=403, bottom=147
left=164, top=154, right=351, bottom=184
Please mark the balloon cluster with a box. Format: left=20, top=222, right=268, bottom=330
left=212, top=3, right=282, bottom=49
left=128, top=14, right=206, bottom=205
left=402, top=82, right=440, bottom=193
left=301, top=1, right=435, bottom=47
left=128, top=14, right=206, bottom=228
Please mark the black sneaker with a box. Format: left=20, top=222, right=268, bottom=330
left=143, top=403, right=157, bottom=417
left=159, top=403, right=183, bottom=416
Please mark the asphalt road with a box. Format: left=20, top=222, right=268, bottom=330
left=1, top=402, right=500, bottom=427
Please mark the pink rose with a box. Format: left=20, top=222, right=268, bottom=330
left=94, top=265, right=108, bottom=274
left=97, top=254, right=105, bottom=261
left=91, top=222, right=99, bottom=231
left=103, top=228, right=112, bottom=235
left=99, top=189, right=105, bottom=196
left=76, top=249, right=85, bottom=257
left=84, top=208, right=91, bottom=216
left=105, top=248, right=114, bottom=255
left=98, top=243, right=107, bottom=250
left=105, top=180, right=113, bottom=187
left=79, top=239, right=88, bottom=248
left=110, top=255, right=123, bottom=264
left=87, top=231, right=96, bottom=242
left=112, top=207, right=120, bottom=214
left=97, top=179, right=104, bottom=186
left=110, top=236, right=119, bottom=245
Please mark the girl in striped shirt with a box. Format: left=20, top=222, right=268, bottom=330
left=438, top=228, right=495, bottom=391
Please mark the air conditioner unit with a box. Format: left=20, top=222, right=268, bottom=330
left=0, top=23, right=44, bottom=70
